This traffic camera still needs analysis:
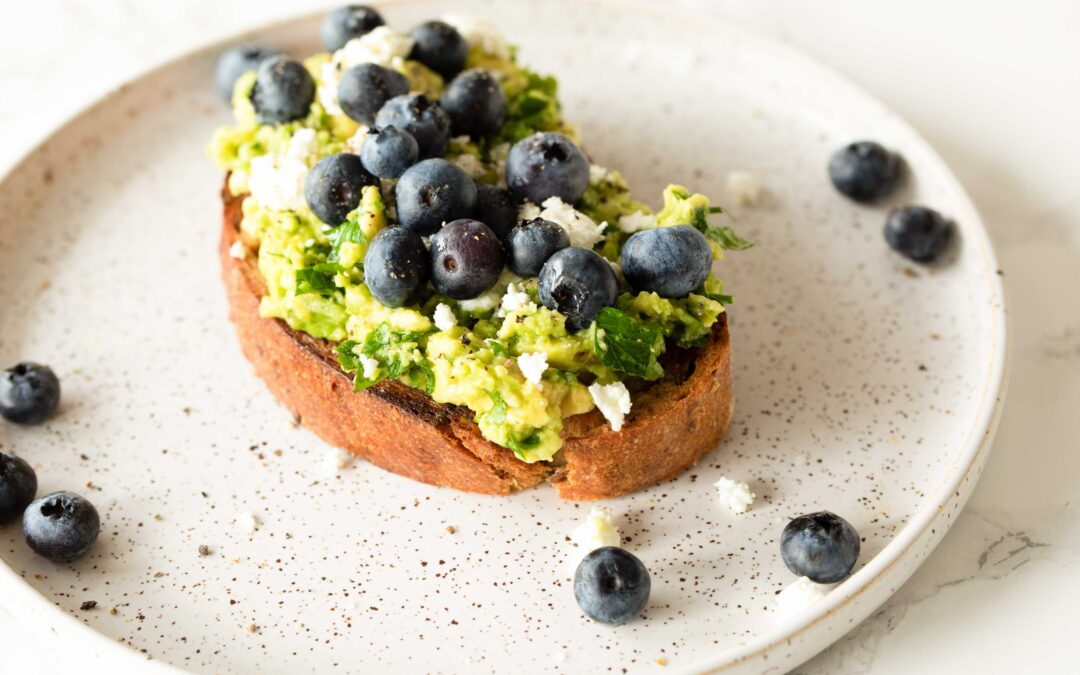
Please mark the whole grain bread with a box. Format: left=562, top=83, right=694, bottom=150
left=220, top=182, right=734, bottom=499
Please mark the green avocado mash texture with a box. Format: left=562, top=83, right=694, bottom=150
left=209, top=31, right=744, bottom=463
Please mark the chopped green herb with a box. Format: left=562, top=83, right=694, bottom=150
left=295, top=267, right=338, bottom=296
left=327, top=219, right=367, bottom=263
left=593, top=307, right=665, bottom=380
left=484, top=390, right=508, bottom=424
left=706, top=226, right=753, bottom=251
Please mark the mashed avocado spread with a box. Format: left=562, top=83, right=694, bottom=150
left=209, top=20, right=747, bottom=463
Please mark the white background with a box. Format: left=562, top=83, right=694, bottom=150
left=1, top=0, right=1079, bottom=673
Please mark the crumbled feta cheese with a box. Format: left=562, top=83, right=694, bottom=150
left=570, top=506, right=621, bottom=553
left=726, top=170, right=760, bottom=206
left=588, top=164, right=610, bottom=184
left=237, top=512, right=260, bottom=537
left=344, top=125, right=371, bottom=154
left=713, top=476, right=756, bottom=514
left=459, top=270, right=520, bottom=313
left=498, top=282, right=531, bottom=317
left=517, top=352, right=548, bottom=388
left=776, top=577, right=833, bottom=618
left=433, top=303, right=457, bottom=332
left=442, top=14, right=510, bottom=59
left=519, top=197, right=606, bottom=249
left=588, top=381, right=632, bottom=431
left=286, top=127, right=318, bottom=161
left=358, top=354, right=379, bottom=381
left=617, top=210, right=656, bottom=233
left=322, top=447, right=354, bottom=477
left=248, top=154, right=308, bottom=211
left=228, top=240, right=246, bottom=260
left=319, top=27, right=415, bottom=114
left=452, top=152, right=487, bottom=178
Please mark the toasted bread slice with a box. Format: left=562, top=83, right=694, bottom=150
left=220, top=181, right=734, bottom=499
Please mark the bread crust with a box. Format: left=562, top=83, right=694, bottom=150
left=220, top=182, right=734, bottom=499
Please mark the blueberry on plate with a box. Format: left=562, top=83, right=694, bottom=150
left=473, top=184, right=518, bottom=241
left=364, top=227, right=430, bottom=307
left=0, top=362, right=61, bottom=425
left=828, top=141, right=900, bottom=202
left=338, top=63, right=410, bottom=125
left=506, top=132, right=590, bottom=205
left=395, top=158, right=477, bottom=235
left=23, top=491, right=100, bottom=564
left=884, top=205, right=954, bottom=263
left=374, top=94, right=452, bottom=160
left=321, top=4, right=386, bottom=52
left=621, top=225, right=712, bottom=298
left=440, top=69, right=507, bottom=139
left=361, top=126, right=419, bottom=179
left=538, top=247, right=618, bottom=332
left=574, top=546, right=651, bottom=625
left=780, top=511, right=860, bottom=584
left=249, top=56, right=316, bottom=124
left=0, top=454, right=36, bottom=524
left=506, top=218, right=570, bottom=277
left=215, top=44, right=280, bottom=101
left=430, top=219, right=506, bottom=299
left=304, top=153, right=378, bottom=226
left=408, top=20, right=468, bottom=80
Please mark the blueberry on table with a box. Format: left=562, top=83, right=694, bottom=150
left=430, top=219, right=506, bottom=299
left=0, top=362, right=61, bottom=425
left=408, top=20, right=468, bottom=80
left=215, top=44, right=280, bottom=101
left=506, top=217, right=570, bottom=277
left=573, top=546, right=651, bottom=625
left=361, top=126, right=419, bottom=179
left=0, top=454, right=37, bottom=524
left=780, top=511, right=860, bottom=584
left=441, top=69, right=507, bottom=139
left=374, top=94, right=452, bottom=160
left=621, top=225, right=712, bottom=298
left=828, top=141, right=900, bottom=202
left=321, top=4, right=386, bottom=52
left=249, top=56, right=316, bottom=124
left=338, top=63, right=410, bottom=125
left=506, top=132, right=590, bottom=205
left=538, top=247, right=618, bottom=332
left=473, top=184, right=518, bottom=242
left=395, top=158, right=477, bottom=236
left=364, top=227, right=430, bottom=308
left=303, top=153, right=378, bottom=226
left=23, top=491, right=100, bottom=564
left=884, top=206, right=954, bottom=263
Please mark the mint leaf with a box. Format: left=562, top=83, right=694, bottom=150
left=335, top=340, right=361, bottom=372
left=487, top=339, right=509, bottom=357
left=706, top=226, right=753, bottom=251
left=593, top=307, right=665, bottom=380
left=327, top=219, right=367, bottom=263
left=409, top=361, right=435, bottom=394
left=506, top=432, right=541, bottom=460
left=361, top=323, right=425, bottom=356
left=295, top=267, right=338, bottom=296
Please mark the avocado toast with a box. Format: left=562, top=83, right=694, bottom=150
left=210, top=11, right=745, bottom=499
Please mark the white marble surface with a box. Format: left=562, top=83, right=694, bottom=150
left=1, top=0, right=1077, bottom=673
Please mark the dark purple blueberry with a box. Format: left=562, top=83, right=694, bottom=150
left=884, top=206, right=954, bottom=263
left=374, top=93, right=452, bottom=160
left=215, top=44, right=280, bottom=101
left=249, top=56, right=316, bottom=124
left=473, top=184, right=518, bottom=241
left=506, top=132, right=590, bottom=205
left=574, top=547, right=651, bottom=625
left=363, top=227, right=430, bottom=307
left=538, top=247, right=618, bottom=332
left=0, top=454, right=36, bottom=524
left=337, top=63, right=409, bottom=125
left=429, top=219, right=505, bottom=299
left=321, top=5, right=386, bottom=52
left=621, top=225, right=712, bottom=298
left=395, top=158, right=477, bottom=235
left=0, top=362, right=60, bottom=425
left=361, top=126, right=419, bottom=179
left=440, top=69, right=507, bottom=139
left=781, top=511, right=861, bottom=584
left=303, top=153, right=378, bottom=226
left=23, top=491, right=100, bottom=563
left=828, top=141, right=901, bottom=202
left=408, top=21, right=468, bottom=80
left=506, top=218, right=570, bottom=277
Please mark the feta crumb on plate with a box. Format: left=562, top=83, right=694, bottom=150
left=433, top=303, right=457, bottom=331
left=237, top=512, right=260, bottom=537
left=517, top=352, right=548, bottom=388
left=714, top=476, right=755, bottom=514
left=322, top=447, right=354, bottom=477
left=570, top=505, right=621, bottom=553
left=726, top=170, right=760, bottom=206
left=776, top=576, right=834, bottom=618
left=588, top=381, right=632, bottom=432
left=228, top=240, right=246, bottom=260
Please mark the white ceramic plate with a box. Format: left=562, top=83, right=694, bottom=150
left=0, top=1, right=1008, bottom=672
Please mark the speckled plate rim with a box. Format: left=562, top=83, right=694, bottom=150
left=0, top=1, right=1010, bottom=672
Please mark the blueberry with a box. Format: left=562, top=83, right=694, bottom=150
left=395, top=158, right=477, bottom=236
left=884, top=206, right=954, bottom=263
left=249, top=56, right=316, bottom=124
left=0, top=454, right=36, bottom=524
left=473, top=184, right=518, bottom=241
left=0, top=362, right=60, bottom=425
left=374, top=94, right=452, bottom=160
left=361, top=126, right=419, bottom=179
left=506, top=218, right=570, bottom=277
left=304, top=153, right=378, bottom=226
left=321, top=5, right=386, bottom=52
left=573, top=547, right=651, bottom=625
left=506, top=132, right=590, bottom=205
left=780, top=511, right=860, bottom=584
left=828, top=141, right=901, bottom=202
left=408, top=21, right=468, bottom=80
left=429, top=219, right=506, bottom=299
left=215, top=44, right=280, bottom=101
left=363, top=227, right=430, bottom=307
left=621, top=225, right=712, bottom=298
left=23, top=491, right=100, bottom=563
left=441, top=69, right=507, bottom=139
left=538, top=247, right=618, bottom=332
left=337, top=63, right=409, bottom=125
